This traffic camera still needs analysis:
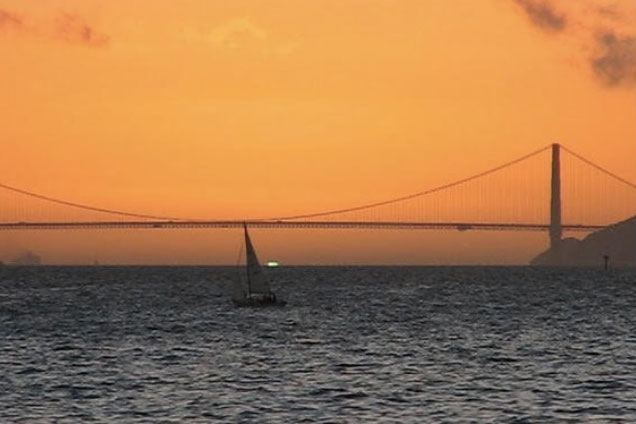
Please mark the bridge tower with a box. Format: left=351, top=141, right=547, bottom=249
left=550, top=143, right=562, bottom=249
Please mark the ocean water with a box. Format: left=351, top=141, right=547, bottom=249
left=1, top=266, right=635, bottom=423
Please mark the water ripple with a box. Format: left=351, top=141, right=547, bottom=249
left=1, top=266, right=636, bottom=422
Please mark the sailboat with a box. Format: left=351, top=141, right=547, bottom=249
left=232, top=223, right=286, bottom=307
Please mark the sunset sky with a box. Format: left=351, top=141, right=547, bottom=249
left=1, top=0, right=635, bottom=264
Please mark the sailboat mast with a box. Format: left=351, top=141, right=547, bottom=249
left=244, top=223, right=251, bottom=295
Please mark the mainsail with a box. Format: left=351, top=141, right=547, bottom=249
left=244, top=224, right=271, bottom=295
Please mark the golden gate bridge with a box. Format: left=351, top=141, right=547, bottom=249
left=1, top=143, right=635, bottom=252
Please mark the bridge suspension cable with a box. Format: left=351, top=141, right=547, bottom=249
left=267, top=144, right=553, bottom=221
left=1, top=143, right=633, bottom=225
left=560, top=145, right=636, bottom=190
left=0, top=182, right=186, bottom=221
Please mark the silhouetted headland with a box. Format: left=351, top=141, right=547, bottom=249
left=532, top=215, right=636, bottom=266
left=10, top=251, right=42, bottom=266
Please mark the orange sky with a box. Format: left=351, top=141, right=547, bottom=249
left=0, top=0, right=634, bottom=264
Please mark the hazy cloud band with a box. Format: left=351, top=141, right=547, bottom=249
left=0, top=8, right=109, bottom=47
left=513, top=0, right=566, bottom=32
left=512, top=0, right=635, bottom=87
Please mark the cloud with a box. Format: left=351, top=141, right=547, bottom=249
left=514, top=0, right=567, bottom=33
left=511, top=1, right=636, bottom=88
left=0, top=8, right=108, bottom=47
left=591, top=31, right=636, bottom=87
left=184, top=17, right=298, bottom=57
left=55, top=13, right=109, bottom=47
left=596, top=5, right=623, bottom=22
left=208, top=17, right=267, bottom=49
left=0, top=8, right=23, bottom=29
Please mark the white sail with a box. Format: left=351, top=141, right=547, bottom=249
left=244, top=225, right=271, bottom=295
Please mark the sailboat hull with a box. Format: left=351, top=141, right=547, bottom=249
left=232, top=296, right=287, bottom=307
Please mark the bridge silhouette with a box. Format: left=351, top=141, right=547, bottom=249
left=1, top=143, right=635, bottom=252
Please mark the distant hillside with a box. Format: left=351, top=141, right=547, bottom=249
left=11, top=251, right=42, bottom=266
left=532, top=216, right=636, bottom=266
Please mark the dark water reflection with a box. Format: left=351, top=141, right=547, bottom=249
left=1, top=266, right=635, bottom=422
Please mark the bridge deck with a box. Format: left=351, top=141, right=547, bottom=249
left=0, top=220, right=606, bottom=232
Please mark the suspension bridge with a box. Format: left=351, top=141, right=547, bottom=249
left=1, top=143, right=635, bottom=252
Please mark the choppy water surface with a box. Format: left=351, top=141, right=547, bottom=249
left=1, top=266, right=636, bottom=423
